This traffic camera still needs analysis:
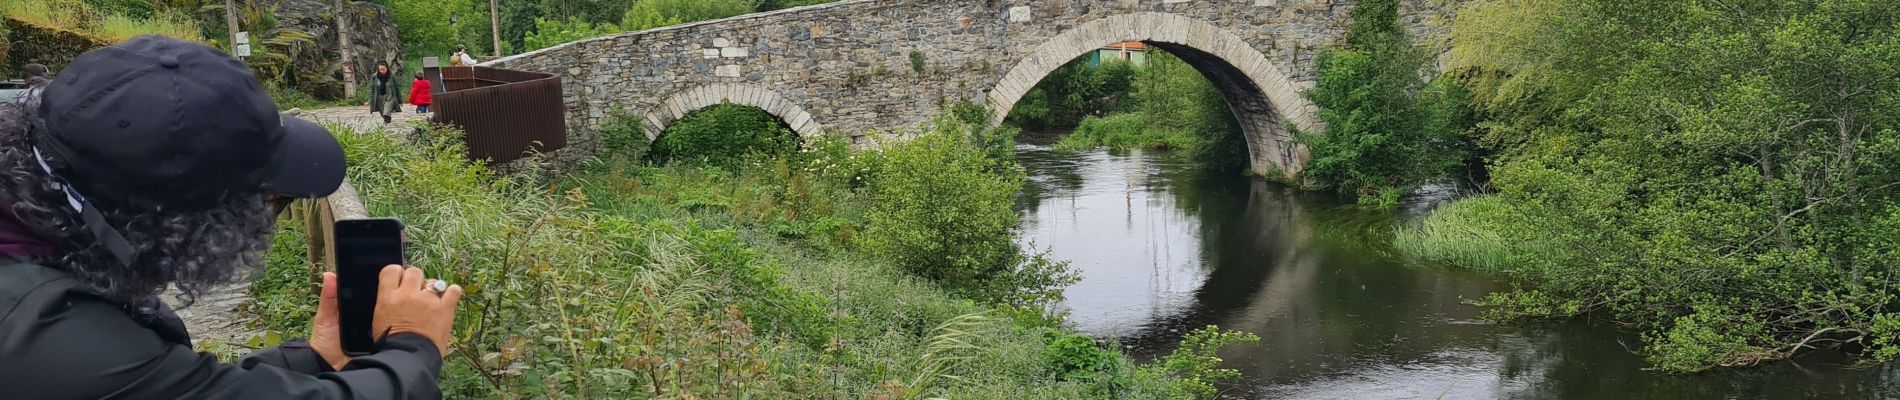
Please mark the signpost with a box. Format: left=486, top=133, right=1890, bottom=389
left=234, top=32, right=252, bottom=58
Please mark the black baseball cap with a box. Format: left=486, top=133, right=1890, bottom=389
left=33, top=35, right=345, bottom=213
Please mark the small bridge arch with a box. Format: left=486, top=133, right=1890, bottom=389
left=987, top=12, right=1321, bottom=175
left=642, top=83, right=825, bottom=140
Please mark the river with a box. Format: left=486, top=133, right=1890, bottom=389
left=1012, top=132, right=1900, bottom=399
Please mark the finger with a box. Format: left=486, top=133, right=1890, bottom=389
left=316, top=272, right=339, bottom=323
left=378, top=264, right=403, bottom=293
left=440, top=284, right=464, bottom=305
left=403, top=266, right=426, bottom=290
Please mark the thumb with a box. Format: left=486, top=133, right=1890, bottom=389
left=316, top=272, right=339, bottom=326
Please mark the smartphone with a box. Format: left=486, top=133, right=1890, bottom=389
left=333, top=218, right=405, bottom=355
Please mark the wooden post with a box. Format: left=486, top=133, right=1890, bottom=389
left=224, top=0, right=240, bottom=56
left=338, top=0, right=357, bottom=98
left=489, top=0, right=502, bottom=57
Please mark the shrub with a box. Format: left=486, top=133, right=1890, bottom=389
left=1133, top=326, right=1258, bottom=399
left=860, top=114, right=1075, bottom=307
left=1042, top=332, right=1118, bottom=380
left=1439, top=0, right=1900, bottom=371
left=649, top=103, right=796, bottom=168
left=1055, top=114, right=1195, bottom=153
left=597, top=111, right=651, bottom=162
left=1294, top=0, right=1471, bottom=206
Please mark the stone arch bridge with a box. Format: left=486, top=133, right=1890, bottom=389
left=488, top=0, right=1451, bottom=177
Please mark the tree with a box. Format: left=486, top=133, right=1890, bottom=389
left=1442, top=0, right=1900, bottom=371
left=1294, top=0, right=1469, bottom=206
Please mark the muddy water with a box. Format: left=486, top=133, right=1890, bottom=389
left=1014, top=132, right=1899, bottom=399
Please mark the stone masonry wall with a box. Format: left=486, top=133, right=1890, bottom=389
left=488, top=0, right=1455, bottom=177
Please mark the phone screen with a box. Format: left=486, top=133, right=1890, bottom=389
left=333, top=218, right=405, bottom=355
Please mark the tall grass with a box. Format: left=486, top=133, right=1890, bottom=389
left=0, top=0, right=83, bottom=28
left=1391, top=195, right=1566, bottom=272
left=3, top=0, right=200, bottom=42
left=94, top=10, right=197, bottom=42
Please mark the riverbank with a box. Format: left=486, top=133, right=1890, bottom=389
left=243, top=121, right=1254, bottom=398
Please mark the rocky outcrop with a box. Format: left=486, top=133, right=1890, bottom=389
left=262, top=0, right=403, bottom=99
left=2, top=18, right=109, bottom=77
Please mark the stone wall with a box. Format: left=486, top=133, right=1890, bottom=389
left=489, top=0, right=1456, bottom=177
left=2, top=18, right=109, bottom=77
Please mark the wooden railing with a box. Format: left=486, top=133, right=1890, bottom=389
left=296, top=181, right=368, bottom=281
left=431, top=66, right=568, bottom=164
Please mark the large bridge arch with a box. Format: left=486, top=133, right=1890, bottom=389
left=987, top=12, right=1321, bottom=176
left=643, top=83, right=825, bottom=140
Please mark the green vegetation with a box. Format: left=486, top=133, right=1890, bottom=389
left=1037, top=51, right=1245, bottom=171
left=1392, top=195, right=1566, bottom=272
left=861, top=114, right=1076, bottom=307
left=394, top=0, right=843, bottom=55
left=2, top=0, right=199, bottom=42
left=1390, top=0, right=1900, bottom=372
left=249, top=112, right=1254, bottom=397
left=756, top=0, right=836, bottom=11
left=1054, top=114, right=1196, bottom=153
left=1294, top=0, right=1472, bottom=207
left=649, top=103, right=797, bottom=168
left=622, top=0, right=757, bottom=31
left=521, top=17, right=618, bottom=51
left=1007, top=56, right=1136, bottom=130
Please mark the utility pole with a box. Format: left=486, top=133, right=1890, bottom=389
left=337, top=0, right=356, bottom=98
left=224, top=0, right=239, bottom=56
left=489, top=0, right=502, bottom=57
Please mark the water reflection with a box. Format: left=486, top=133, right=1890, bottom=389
left=1014, top=133, right=1900, bottom=399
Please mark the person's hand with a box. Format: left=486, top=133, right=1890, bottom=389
left=309, top=272, right=350, bottom=371
left=371, top=265, right=462, bottom=357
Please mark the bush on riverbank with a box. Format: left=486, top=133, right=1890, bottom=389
left=1406, top=0, right=1900, bottom=372
left=1295, top=0, right=1473, bottom=207
left=863, top=114, right=1077, bottom=307
left=1055, top=114, right=1197, bottom=153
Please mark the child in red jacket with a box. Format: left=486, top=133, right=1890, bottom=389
left=408, top=73, right=432, bottom=113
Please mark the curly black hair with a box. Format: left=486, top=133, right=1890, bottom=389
left=0, top=91, right=277, bottom=308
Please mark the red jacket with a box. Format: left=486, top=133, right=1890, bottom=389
left=408, top=79, right=431, bottom=106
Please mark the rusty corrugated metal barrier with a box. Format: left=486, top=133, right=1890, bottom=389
left=431, top=66, right=567, bottom=163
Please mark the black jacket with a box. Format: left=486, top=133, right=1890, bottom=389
left=0, top=260, right=445, bottom=399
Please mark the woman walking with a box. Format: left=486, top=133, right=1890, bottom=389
left=368, top=61, right=401, bottom=124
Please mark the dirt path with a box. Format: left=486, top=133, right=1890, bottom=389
left=293, top=105, right=431, bottom=134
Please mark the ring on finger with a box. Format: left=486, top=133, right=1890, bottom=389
left=426, top=279, right=449, bottom=295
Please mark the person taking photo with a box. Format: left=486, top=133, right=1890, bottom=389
left=0, top=35, right=462, bottom=399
